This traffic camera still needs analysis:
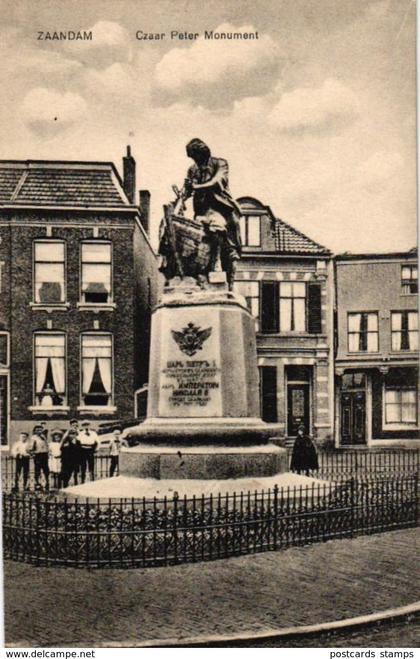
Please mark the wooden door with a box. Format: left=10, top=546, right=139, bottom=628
left=287, top=384, right=310, bottom=436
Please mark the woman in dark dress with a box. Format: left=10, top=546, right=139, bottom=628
left=290, top=424, right=319, bottom=476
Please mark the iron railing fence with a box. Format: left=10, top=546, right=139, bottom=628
left=285, top=448, right=420, bottom=480
left=2, top=474, right=418, bottom=568
left=2, top=450, right=419, bottom=492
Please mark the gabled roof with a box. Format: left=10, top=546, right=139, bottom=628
left=274, top=217, right=330, bottom=255
left=0, top=160, right=131, bottom=208
left=237, top=195, right=330, bottom=256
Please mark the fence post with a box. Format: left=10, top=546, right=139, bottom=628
left=173, top=492, right=178, bottom=564
left=415, top=472, right=419, bottom=526
left=35, top=496, right=41, bottom=565
left=273, top=484, right=278, bottom=551
left=349, top=477, right=355, bottom=538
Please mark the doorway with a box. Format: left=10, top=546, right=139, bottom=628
left=340, top=373, right=366, bottom=445
left=286, top=366, right=312, bottom=436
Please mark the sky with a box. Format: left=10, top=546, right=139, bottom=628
left=0, top=0, right=416, bottom=253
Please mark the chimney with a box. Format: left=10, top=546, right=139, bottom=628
left=139, top=189, right=151, bottom=234
left=122, top=145, right=136, bottom=204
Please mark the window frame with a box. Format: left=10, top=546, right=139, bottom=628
left=79, top=332, right=115, bottom=410
left=347, top=312, right=379, bottom=353
left=239, top=214, right=261, bottom=248
left=32, top=331, right=67, bottom=409
left=279, top=281, right=307, bottom=333
left=383, top=384, right=418, bottom=429
left=401, top=264, right=418, bottom=295
left=391, top=310, right=418, bottom=352
left=235, top=280, right=260, bottom=328
left=0, top=331, right=10, bottom=368
left=33, top=239, right=67, bottom=306
left=79, top=240, right=113, bottom=306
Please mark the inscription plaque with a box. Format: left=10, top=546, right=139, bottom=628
left=158, top=308, right=222, bottom=417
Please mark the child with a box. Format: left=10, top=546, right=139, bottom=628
left=109, top=428, right=128, bottom=477
left=11, top=432, right=30, bottom=491
left=49, top=429, right=63, bottom=489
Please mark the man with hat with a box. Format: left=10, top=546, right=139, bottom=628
left=60, top=419, right=81, bottom=487
left=11, top=432, right=31, bottom=491
left=290, top=424, right=319, bottom=476
left=78, top=420, right=98, bottom=483
left=30, top=424, right=49, bottom=491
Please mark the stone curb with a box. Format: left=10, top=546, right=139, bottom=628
left=128, top=601, right=420, bottom=648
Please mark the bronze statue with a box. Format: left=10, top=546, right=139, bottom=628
left=158, top=139, right=242, bottom=290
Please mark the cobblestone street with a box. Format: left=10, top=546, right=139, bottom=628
left=5, top=528, right=419, bottom=647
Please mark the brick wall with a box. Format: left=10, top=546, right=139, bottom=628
left=5, top=209, right=156, bottom=438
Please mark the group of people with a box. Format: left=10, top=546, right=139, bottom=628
left=11, top=420, right=127, bottom=491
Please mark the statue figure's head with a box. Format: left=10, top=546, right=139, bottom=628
left=186, top=138, right=211, bottom=165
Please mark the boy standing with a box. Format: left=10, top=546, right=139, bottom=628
left=109, top=428, right=128, bottom=477
left=12, top=432, right=31, bottom=491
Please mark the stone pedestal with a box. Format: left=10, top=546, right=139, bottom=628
left=120, top=444, right=288, bottom=480
left=126, top=279, right=280, bottom=446
left=123, top=278, right=286, bottom=479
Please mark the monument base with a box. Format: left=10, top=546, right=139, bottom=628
left=125, top=417, right=284, bottom=446
left=120, top=443, right=288, bottom=480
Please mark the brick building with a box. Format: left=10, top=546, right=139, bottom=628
left=235, top=197, right=335, bottom=442
left=334, top=250, right=419, bottom=447
left=0, top=148, right=158, bottom=446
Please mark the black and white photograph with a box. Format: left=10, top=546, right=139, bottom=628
left=0, top=0, right=418, bottom=650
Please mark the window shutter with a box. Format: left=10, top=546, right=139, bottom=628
left=260, top=366, right=278, bottom=422
left=307, top=283, right=322, bottom=333
left=261, top=281, right=279, bottom=333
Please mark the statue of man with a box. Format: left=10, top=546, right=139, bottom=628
left=182, top=138, right=242, bottom=290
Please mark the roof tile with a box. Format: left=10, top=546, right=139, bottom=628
left=274, top=218, right=330, bottom=255
left=0, top=164, right=128, bottom=207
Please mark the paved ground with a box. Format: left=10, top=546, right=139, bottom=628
left=229, top=617, right=420, bottom=647
left=4, top=528, right=419, bottom=647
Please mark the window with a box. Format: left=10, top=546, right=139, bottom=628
left=235, top=281, right=259, bottom=324
left=81, top=334, right=113, bottom=407
left=391, top=311, right=418, bottom=351
left=260, top=280, right=321, bottom=334
left=342, top=373, right=366, bottom=389
left=383, top=369, right=418, bottom=427
left=348, top=312, right=378, bottom=352
left=81, top=242, right=112, bottom=304
left=280, top=282, right=306, bottom=332
left=0, top=333, right=9, bottom=367
left=34, top=241, right=65, bottom=304
left=239, top=215, right=261, bottom=247
left=384, top=389, right=417, bottom=425
left=401, top=265, right=418, bottom=295
left=34, top=333, right=66, bottom=407
left=0, top=261, right=4, bottom=293
left=261, top=281, right=279, bottom=333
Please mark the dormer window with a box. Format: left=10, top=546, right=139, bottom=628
left=239, top=215, right=261, bottom=247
